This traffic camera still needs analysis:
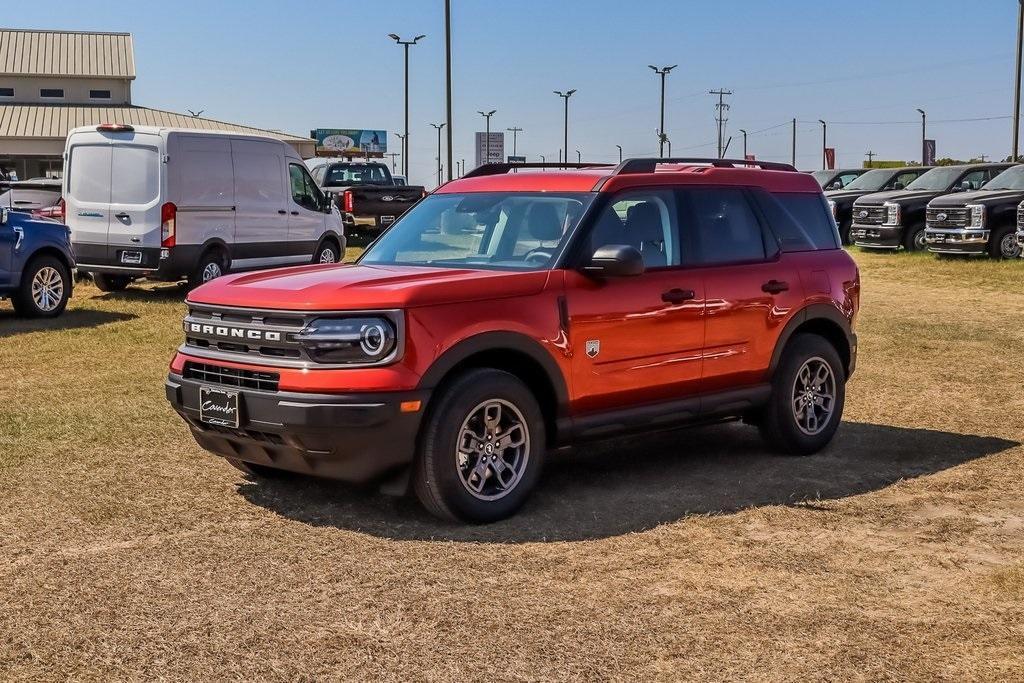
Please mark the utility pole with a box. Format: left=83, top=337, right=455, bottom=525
left=430, top=122, right=446, bottom=186
left=649, top=65, right=677, bottom=157
left=444, top=0, right=453, bottom=181
left=388, top=33, right=426, bottom=177
left=616, top=144, right=623, bottom=163
left=478, top=110, right=496, bottom=165
left=1014, top=0, right=1024, bottom=161
left=917, top=109, right=928, bottom=164
left=709, top=88, right=733, bottom=158
left=738, top=129, right=748, bottom=158
left=554, top=89, right=576, bottom=167
left=866, top=150, right=876, bottom=166
left=506, top=126, right=523, bottom=156
left=818, top=120, right=827, bottom=170
left=791, top=118, right=797, bottom=167
left=386, top=152, right=399, bottom=172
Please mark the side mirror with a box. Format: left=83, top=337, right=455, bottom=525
left=582, top=244, right=644, bottom=278
left=892, top=182, right=905, bottom=191
left=957, top=182, right=971, bottom=192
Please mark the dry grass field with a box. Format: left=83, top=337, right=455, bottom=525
left=1, top=249, right=1023, bottom=681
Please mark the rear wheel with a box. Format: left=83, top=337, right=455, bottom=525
left=92, top=273, right=132, bottom=292
left=989, top=226, right=1021, bottom=259
left=414, top=368, right=545, bottom=523
left=189, top=250, right=228, bottom=289
left=313, top=240, right=340, bottom=264
left=12, top=255, right=71, bottom=318
left=759, top=333, right=846, bottom=455
left=903, top=224, right=927, bottom=252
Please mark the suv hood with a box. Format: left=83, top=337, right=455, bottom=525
left=929, top=188, right=1024, bottom=208
left=826, top=189, right=876, bottom=202
left=187, top=263, right=551, bottom=311
left=854, top=189, right=943, bottom=206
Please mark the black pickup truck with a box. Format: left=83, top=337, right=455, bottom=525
left=309, top=161, right=425, bottom=234
left=849, top=163, right=1014, bottom=251
left=826, top=166, right=931, bottom=244
left=924, top=164, right=1024, bottom=259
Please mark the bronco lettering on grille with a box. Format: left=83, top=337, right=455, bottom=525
left=187, top=323, right=281, bottom=342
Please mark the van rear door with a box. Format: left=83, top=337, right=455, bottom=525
left=107, top=138, right=162, bottom=254
left=65, top=138, right=113, bottom=250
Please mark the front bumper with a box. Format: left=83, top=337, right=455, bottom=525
left=924, top=228, right=989, bottom=255
left=166, top=372, right=430, bottom=482
left=850, top=223, right=902, bottom=249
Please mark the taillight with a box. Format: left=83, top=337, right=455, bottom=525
left=161, top=202, right=177, bottom=247
left=343, top=190, right=353, bottom=213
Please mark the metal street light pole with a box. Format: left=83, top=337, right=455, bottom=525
left=1015, top=0, right=1024, bottom=161
left=444, top=0, right=453, bottom=181
left=738, top=129, right=748, bottom=158
left=430, top=122, right=446, bottom=187
left=554, top=89, right=576, bottom=167
left=506, top=127, right=523, bottom=156
left=818, top=120, right=827, bottom=170
left=616, top=144, right=622, bottom=163
left=576, top=149, right=582, bottom=163
left=478, top=110, right=496, bottom=165
left=916, top=108, right=927, bottom=164
left=394, top=133, right=407, bottom=176
left=649, top=65, right=677, bottom=158
left=666, top=138, right=672, bottom=156
left=388, top=33, right=426, bottom=178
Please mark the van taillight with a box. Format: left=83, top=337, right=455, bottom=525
left=343, top=190, right=354, bottom=213
left=161, top=202, right=177, bottom=247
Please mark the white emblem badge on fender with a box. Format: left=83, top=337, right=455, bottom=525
left=585, top=340, right=600, bottom=358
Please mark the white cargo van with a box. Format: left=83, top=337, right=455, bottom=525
left=64, top=124, right=344, bottom=291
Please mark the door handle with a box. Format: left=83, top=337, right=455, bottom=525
left=114, top=212, right=130, bottom=219
left=290, top=211, right=299, bottom=215
left=762, top=279, right=789, bottom=294
left=278, top=210, right=287, bottom=214
left=661, top=288, right=696, bottom=304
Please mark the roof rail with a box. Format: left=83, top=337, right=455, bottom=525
left=615, top=157, right=798, bottom=174
left=460, top=162, right=613, bottom=179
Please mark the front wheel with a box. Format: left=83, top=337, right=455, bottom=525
left=188, top=250, right=228, bottom=289
left=12, top=255, right=71, bottom=318
left=989, top=226, right=1022, bottom=260
left=759, top=333, right=846, bottom=455
left=903, top=224, right=927, bottom=252
left=313, top=240, right=340, bottom=264
left=414, top=369, right=546, bottom=523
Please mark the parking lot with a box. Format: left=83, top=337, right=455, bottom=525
left=1, top=249, right=1021, bottom=680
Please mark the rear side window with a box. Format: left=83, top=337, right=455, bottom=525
left=68, top=145, right=112, bottom=203
left=755, top=191, right=840, bottom=252
left=178, top=135, right=234, bottom=207
left=110, top=146, right=159, bottom=204
left=682, top=187, right=766, bottom=265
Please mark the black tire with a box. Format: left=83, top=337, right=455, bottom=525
left=12, top=254, right=71, bottom=318
left=989, top=225, right=1021, bottom=260
left=414, top=368, right=546, bottom=523
left=225, top=458, right=290, bottom=478
left=903, top=224, right=927, bottom=252
left=92, top=273, right=132, bottom=292
left=839, top=219, right=853, bottom=246
left=759, top=333, right=846, bottom=456
left=188, top=249, right=228, bottom=289
left=313, top=239, right=341, bottom=264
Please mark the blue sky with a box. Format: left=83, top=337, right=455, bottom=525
left=14, top=0, right=1024, bottom=185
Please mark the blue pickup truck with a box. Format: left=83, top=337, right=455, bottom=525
left=0, top=207, right=75, bottom=317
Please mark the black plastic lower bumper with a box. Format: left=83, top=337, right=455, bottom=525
left=850, top=224, right=902, bottom=249
left=166, top=373, right=430, bottom=482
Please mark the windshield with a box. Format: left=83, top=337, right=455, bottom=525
left=810, top=170, right=834, bottom=186
left=906, top=167, right=964, bottom=191
left=983, top=165, right=1024, bottom=191
left=359, top=192, right=596, bottom=271
left=324, top=164, right=390, bottom=186
left=842, top=169, right=895, bottom=192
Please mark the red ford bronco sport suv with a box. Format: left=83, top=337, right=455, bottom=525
left=166, top=158, right=859, bottom=523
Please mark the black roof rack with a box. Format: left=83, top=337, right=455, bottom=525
left=460, top=162, right=613, bottom=179
left=614, top=157, right=798, bottom=174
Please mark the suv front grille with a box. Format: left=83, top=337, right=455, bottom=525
left=852, top=205, right=886, bottom=225
left=926, top=207, right=970, bottom=228
left=184, top=304, right=311, bottom=365
left=183, top=361, right=280, bottom=392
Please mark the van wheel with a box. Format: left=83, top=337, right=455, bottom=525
left=414, top=369, right=546, bottom=523
left=759, top=333, right=846, bottom=456
left=189, top=250, right=228, bottom=289
left=903, top=224, right=927, bottom=251
left=12, top=255, right=71, bottom=318
left=92, top=273, right=132, bottom=292
left=990, top=226, right=1021, bottom=259
left=314, top=240, right=340, bottom=264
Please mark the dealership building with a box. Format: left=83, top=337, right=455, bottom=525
left=0, top=28, right=314, bottom=180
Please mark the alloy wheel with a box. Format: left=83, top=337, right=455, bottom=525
left=791, top=357, right=836, bottom=436
left=455, top=399, right=530, bottom=501
left=319, top=247, right=337, bottom=264
left=31, top=266, right=64, bottom=312
left=913, top=229, right=927, bottom=251
left=202, top=262, right=223, bottom=282
left=1000, top=233, right=1021, bottom=259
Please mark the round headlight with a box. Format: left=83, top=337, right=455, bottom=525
left=360, top=322, right=387, bottom=356
left=294, top=316, right=398, bottom=364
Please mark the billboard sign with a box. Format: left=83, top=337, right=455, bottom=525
left=507, top=155, right=527, bottom=163
left=311, top=128, right=387, bottom=154
left=475, top=132, right=505, bottom=167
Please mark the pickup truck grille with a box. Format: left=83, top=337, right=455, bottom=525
left=1018, top=205, right=1024, bottom=231
left=183, top=361, right=280, bottom=392
left=926, top=207, right=970, bottom=228
left=852, top=205, right=886, bottom=225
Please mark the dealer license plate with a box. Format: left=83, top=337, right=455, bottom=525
left=199, top=386, right=240, bottom=428
left=120, top=250, right=143, bottom=264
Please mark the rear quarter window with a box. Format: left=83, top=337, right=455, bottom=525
left=755, top=191, right=840, bottom=252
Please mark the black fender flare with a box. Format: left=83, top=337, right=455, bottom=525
left=768, top=304, right=855, bottom=376
left=314, top=231, right=344, bottom=258
left=198, top=238, right=232, bottom=267
left=417, top=331, right=570, bottom=412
